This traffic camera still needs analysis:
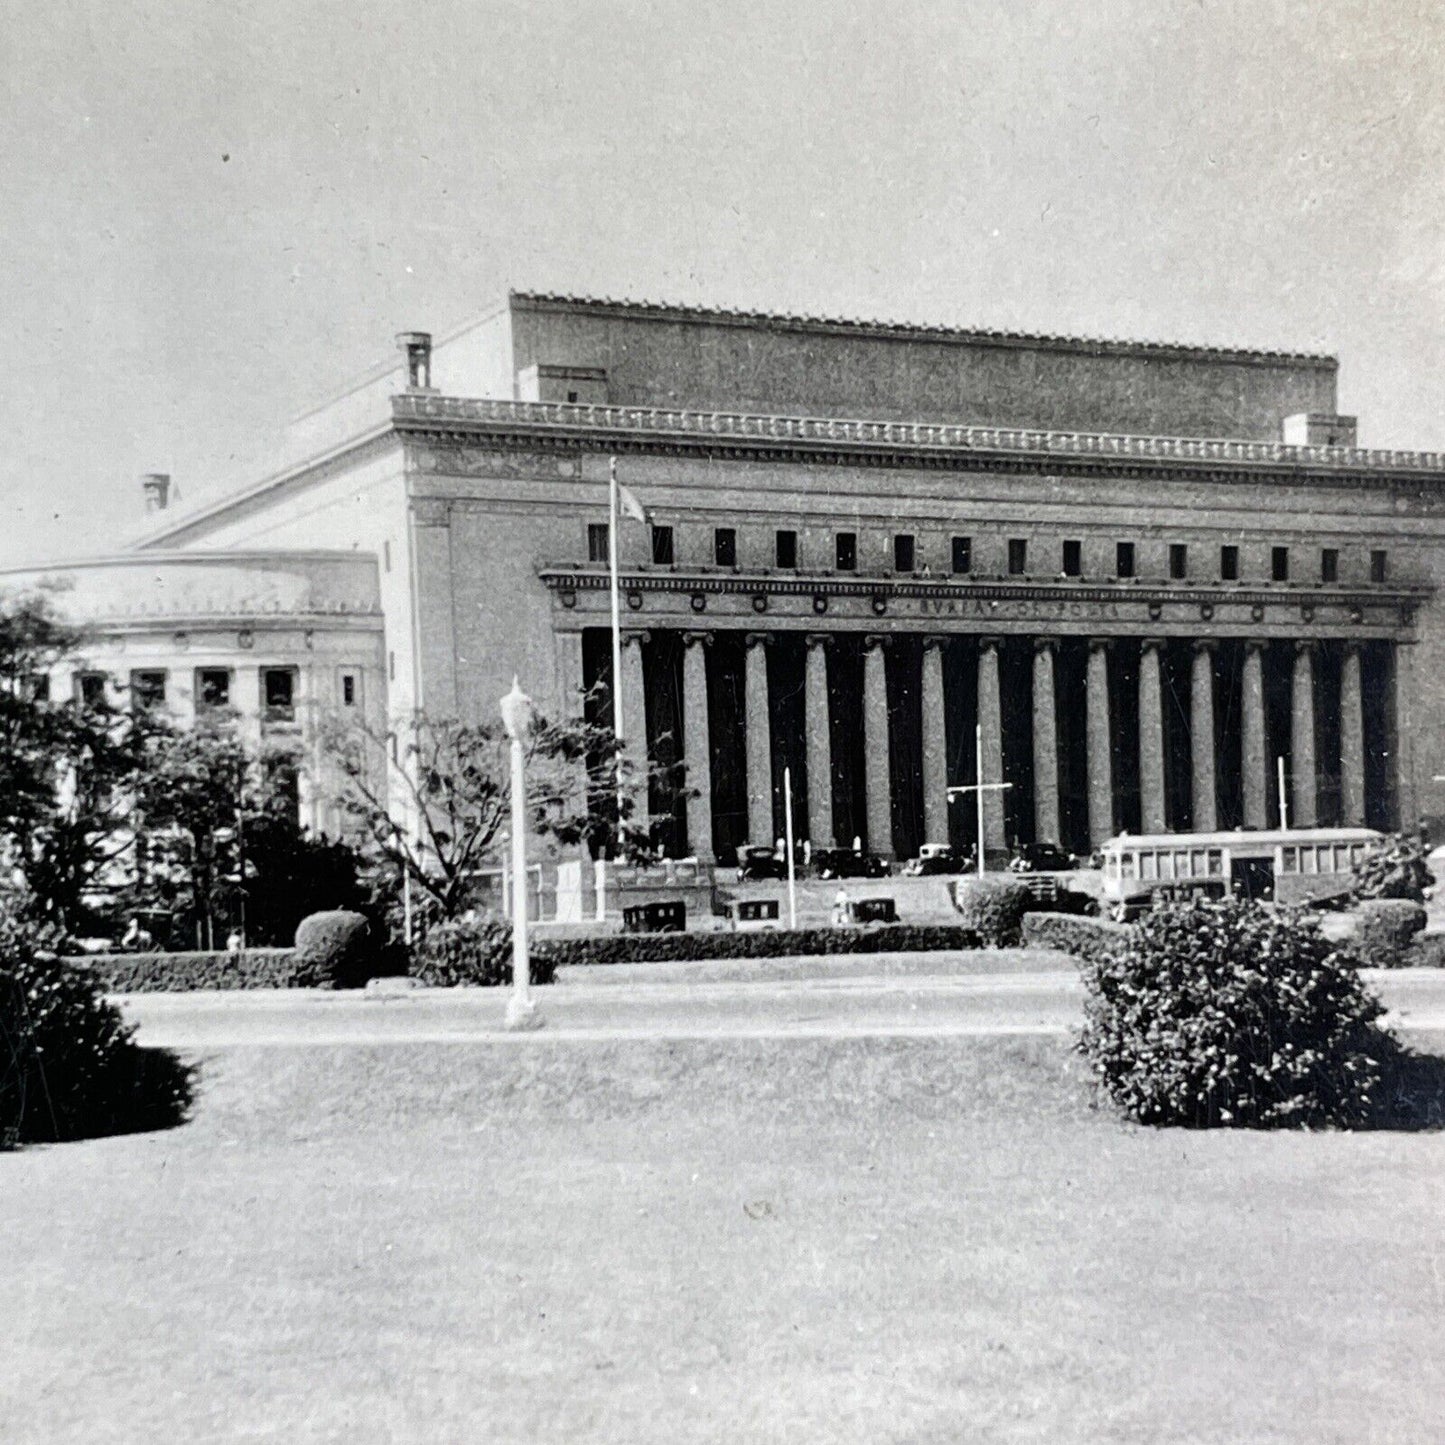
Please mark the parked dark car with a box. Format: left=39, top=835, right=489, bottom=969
left=1008, top=841, right=1076, bottom=873
left=901, top=843, right=972, bottom=877
left=736, top=844, right=787, bottom=882
left=812, top=847, right=890, bottom=880
left=621, top=901, right=687, bottom=934
left=848, top=897, right=899, bottom=924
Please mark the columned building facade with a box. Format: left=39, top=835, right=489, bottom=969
left=115, top=293, right=1442, bottom=862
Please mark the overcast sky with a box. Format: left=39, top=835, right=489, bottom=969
left=3, top=0, right=1442, bottom=566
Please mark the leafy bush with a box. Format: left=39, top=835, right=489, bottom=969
left=1352, top=900, right=1427, bottom=968
left=1021, top=911, right=1128, bottom=964
left=291, top=910, right=374, bottom=989
left=2, top=916, right=193, bottom=1148
left=409, top=915, right=558, bottom=987
left=1351, top=833, right=1434, bottom=903
left=80, top=948, right=297, bottom=992
left=1404, top=933, right=1445, bottom=969
left=1078, top=897, right=1391, bottom=1128
left=950, top=878, right=1033, bottom=947
left=535, top=923, right=982, bottom=968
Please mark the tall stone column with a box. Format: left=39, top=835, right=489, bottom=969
left=553, top=630, right=586, bottom=722
left=744, top=632, right=773, bottom=844
left=1138, top=639, right=1167, bottom=833
left=976, top=637, right=1006, bottom=854
left=1292, top=641, right=1318, bottom=828
left=1340, top=642, right=1366, bottom=826
left=1031, top=638, right=1060, bottom=846
left=804, top=634, right=835, bottom=848
left=1086, top=639, right=1114, bottom=845
left=681, top=632, right=714, bottom=863
left=620, top=630, right=650, bottom=838
left=921, top=636, right=949, bottom=845
left=1190, top=640, right=1218, bottom=832
left=1242, top=641, right=1269, bottom=829
left=863, top=635, right=894, bottom=858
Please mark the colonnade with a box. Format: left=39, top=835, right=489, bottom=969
left=605, top=629, right=1385, bottom=863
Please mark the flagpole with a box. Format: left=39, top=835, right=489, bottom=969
left=609, top=458, right=625, bottom=850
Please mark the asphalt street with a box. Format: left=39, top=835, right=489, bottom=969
left=119, top=967, right=1445, bottom=1048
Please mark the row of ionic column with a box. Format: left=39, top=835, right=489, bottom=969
left=617, top=630, right=1373, bottom=863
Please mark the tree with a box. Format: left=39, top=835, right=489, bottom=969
left=324, top=700, right=685, bottom=932
left=0, top=590, right=165, bottom=935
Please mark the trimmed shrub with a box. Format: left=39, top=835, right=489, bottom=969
left=409, top=915, right=557, bottom=987
left=1021, top=911, right=1128, bottom=964
left=292, top=910, right=374, bottom=989
left=1352, top=900, right=1427, bottom=968
left=80, top=948, right=297, bottom=992
left=2, top=917, right=193, bottom=1148
left=1078, top=897, right=1391, bottom=1128
left=535, top=923, right=982, bottom=968
left=950, top=878, right=1033, bottom=947
left=1351, top=833, right=1434, bottom=903
left=1404, top=932, right=1445, bottom=969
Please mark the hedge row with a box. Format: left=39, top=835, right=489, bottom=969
left=75, top=949, right=298, bottom=993
left=534, top=923, right=983, bottom=968
left=1020, top=911, right=1129, bottom=963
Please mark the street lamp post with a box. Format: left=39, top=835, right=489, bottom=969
left=500, top=677, right=544, bottom=1032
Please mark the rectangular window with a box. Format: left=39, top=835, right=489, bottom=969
left=951, top=536, right=972, bottom=574
left=893, top=534, right=915, bottom=573
left=1169, top=543, right=1188, bottom=580
left=587, top=523, right=609, bottom=563
left=1007, top=538, right=1028, bottom=575
left=1115, top=541, right=1135, bottom=578
left=76, top=672, right=108, bottom=709
left=196, top=668, right=231, bottom=710
left=130, top=670, right=167, bottom=711
left=714, top=527, right=737, bottom=567
left=340, top=671, right=359, bottom=707
left=262, top=667, right=297, bottom=723
left=1320, top=547, right=1338, bottom=583
left=775, top=529, right=797, bottom=568
left=24, top=674, right=50, bottom=703
left=836, top=532, right=857, bottom=571
left=1272, top=545, right=1290, bottom=582
left=1370, top=549, right=1388, bottom=583
left=650, top=524, right=674, bottom=565
left=1220, top=545, right=1240, bottom=581
left=1061, top=540, right=1082, bottom=577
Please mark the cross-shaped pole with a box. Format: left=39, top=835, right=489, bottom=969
left=947, top=724, right=1014, bottom=878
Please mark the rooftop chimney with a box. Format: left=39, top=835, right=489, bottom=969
left=396, top=331, right=434, bottom=392
left=141, top=473, right=171, bottom=513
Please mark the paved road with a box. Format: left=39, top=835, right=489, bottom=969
left=118, top=968, right=1445, bottom=1048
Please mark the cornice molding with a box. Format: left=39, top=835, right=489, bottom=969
left=394, top=395, right=1445, bottom=487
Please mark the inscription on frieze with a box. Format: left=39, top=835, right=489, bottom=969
left=412, top=445, right=581, bottom=481
left=919, top=597, right=1123, bottom=621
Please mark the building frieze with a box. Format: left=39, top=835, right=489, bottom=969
left=538, top=564, right=1427, bottom=636
left=393, top=395, right=1445, bottom=491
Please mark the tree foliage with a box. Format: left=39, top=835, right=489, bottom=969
left=325, top=701, right=684, bottom=930
left=1350, top=832, right=1435, bottom=903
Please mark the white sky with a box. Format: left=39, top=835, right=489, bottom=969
left=3, top=0, right=1443, bottom=565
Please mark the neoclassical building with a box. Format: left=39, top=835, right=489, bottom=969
left=10, top=292, right=1445, bottom=861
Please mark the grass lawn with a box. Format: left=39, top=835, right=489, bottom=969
left=3, top=1034, right=1442, bottom=1444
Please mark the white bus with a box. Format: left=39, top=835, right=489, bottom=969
left=1099, top=827, right=1383, bottom=919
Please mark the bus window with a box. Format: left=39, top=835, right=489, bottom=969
left=1142, top=853, right=1158, bottom=881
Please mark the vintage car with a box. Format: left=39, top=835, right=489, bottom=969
left=1007, top=841, right=1077, bottom=874
left=735, top=844, right=788, bottom=882
left=811, top=847, right=890, bottom=880
left=901, top=843, right=971, bottom=877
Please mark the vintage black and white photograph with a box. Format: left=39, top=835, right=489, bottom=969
left=3, top=2, right=1443, bottom=1440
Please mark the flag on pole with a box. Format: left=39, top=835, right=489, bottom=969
left=615, top=479, right=649, bottom=523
